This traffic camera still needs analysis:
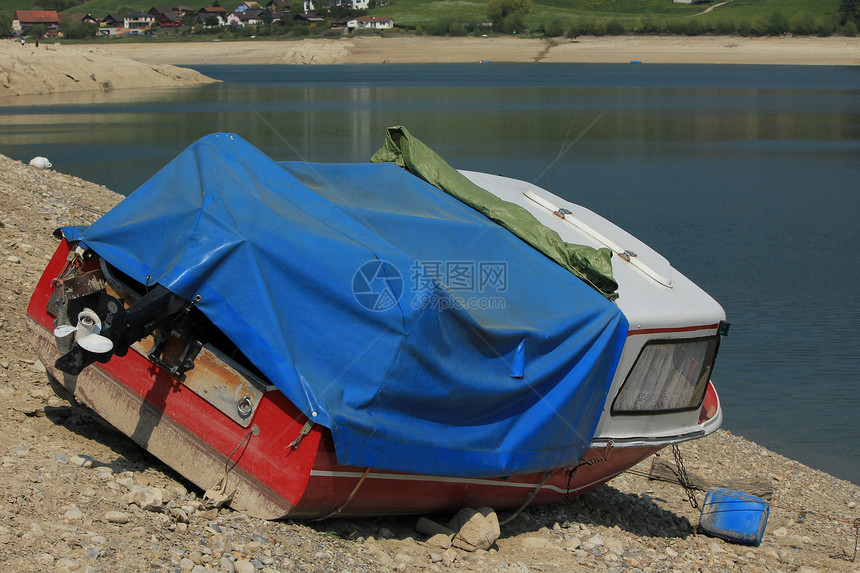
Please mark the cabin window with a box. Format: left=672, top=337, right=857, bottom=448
left=611, top=336, right=719, bottom=415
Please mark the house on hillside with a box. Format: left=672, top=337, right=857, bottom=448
left=197, top=6, right=228, bottom=26
left=266, top=0, right=291, bottom=20
left=227, top=8, right=267, bottom=26
left=293, top=12, right=325, bottom=24
left=12, top=10, right=61, bottom=36
left=125, top=12, right=155, bottom=31
left=235, top=1, right=264, bottom=12
left=346, top=15, right=393, bottom=30
left=100, top=12, right=155, bottom=35
left=328, top=0, right=369, bottom=10
left=149, top=6, right=184, bottom=27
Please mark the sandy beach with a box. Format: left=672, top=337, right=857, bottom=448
left=2, top=35, right=858, bottom=98
left=81, top=35, right=860, bottom=66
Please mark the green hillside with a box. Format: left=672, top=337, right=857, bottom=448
left=1, top=0, right=850, bottom=36
left=382, top=0, right=839, bottom=29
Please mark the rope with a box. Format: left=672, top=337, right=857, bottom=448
left=316, top=468, right=371, bottom=521
left=224, top=426, right=256, bottom=474
left=852, top=518, right=859, bottom=562
left=41, top=191, right=108, bottom=217
left=203, top=426, right=257, bottom=509
left=499, top=470, right=555, bottom=526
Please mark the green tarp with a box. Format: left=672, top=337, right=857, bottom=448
left=371, top=126, right=618, bottom=300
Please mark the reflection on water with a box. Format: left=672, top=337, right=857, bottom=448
left=1, top=63, right=858, bottom=483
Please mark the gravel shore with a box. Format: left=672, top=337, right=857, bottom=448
left=1, top=153, right=858, bottom=572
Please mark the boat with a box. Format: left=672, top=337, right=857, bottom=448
left=26, top=127, right=727, bottom=520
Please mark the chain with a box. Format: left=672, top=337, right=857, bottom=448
left=672, top=444, right=698, bottom=509
left=565, top=441, right=614, bottom=499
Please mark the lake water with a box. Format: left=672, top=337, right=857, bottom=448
left=2, top=63, right=858, bottom=484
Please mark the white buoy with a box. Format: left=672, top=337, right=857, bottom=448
left=29, top=156, right=52, bottom=169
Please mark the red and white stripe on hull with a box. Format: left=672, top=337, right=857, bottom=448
left=29, top=313, right=662, bottom=519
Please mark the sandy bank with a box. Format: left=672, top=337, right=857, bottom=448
left=2, top=35, right=856, bottom=98
left=90, top=35, right=860, bottom=66
left=0, top=39, right=218, bottom=98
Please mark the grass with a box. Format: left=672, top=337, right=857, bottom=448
left=373, top=0, right=841, bottom=32
left=1, top=0, right=845, bottom=33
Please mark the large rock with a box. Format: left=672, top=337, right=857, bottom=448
left=123, top=486, right=163, bottom=511
left=447, top=507, right=500, bottom=552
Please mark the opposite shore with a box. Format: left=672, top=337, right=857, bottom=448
left=2, top=35, right=858, bottom=98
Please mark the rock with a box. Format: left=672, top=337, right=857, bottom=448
left=377, top=527, right=394, bottom=539
left=604, top=537, right=624, bottom=555
left=69, top=454, right=93, bottom=468
left=55, top=558, right=77, bottom=570
left=448, top=507, right=500, bottom=552
left=104, top=511, right=130, bottom=524
left=124, top=486, right=163, bottom=511
left=416, top=516, right=455, bottom=537
left=169, top=507, right=189, bottom=523
left=233, top=560, right=255, bottom=573
left=426, top=533, right=452, bottom=549
left=208, top=532, right=231, bottom=556
left=584, top=533, right=605, bottom=549
left=393, top=552, right=413, bottom=564
left=761, top=546, right=780, bottom=560
left=64, top=507, right=84, bottom=520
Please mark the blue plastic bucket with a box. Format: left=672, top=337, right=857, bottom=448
left=699, top=488, right=769, bottom=546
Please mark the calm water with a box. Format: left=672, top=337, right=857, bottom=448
left=2, top=63, right=858, bottom=484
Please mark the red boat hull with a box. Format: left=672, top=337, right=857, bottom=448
left=28, top=239, right=662, bottom=519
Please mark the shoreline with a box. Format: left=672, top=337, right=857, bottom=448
left=66, top=35, right=860, bottom=66
left=2, top=35, right=858, bottom=98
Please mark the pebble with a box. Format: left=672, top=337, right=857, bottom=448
left=69, top=454, right=93, bottom=468
left=104, top=511, right=130, bottom=524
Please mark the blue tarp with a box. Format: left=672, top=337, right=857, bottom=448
left=64, top=133, right=629, bottom=478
